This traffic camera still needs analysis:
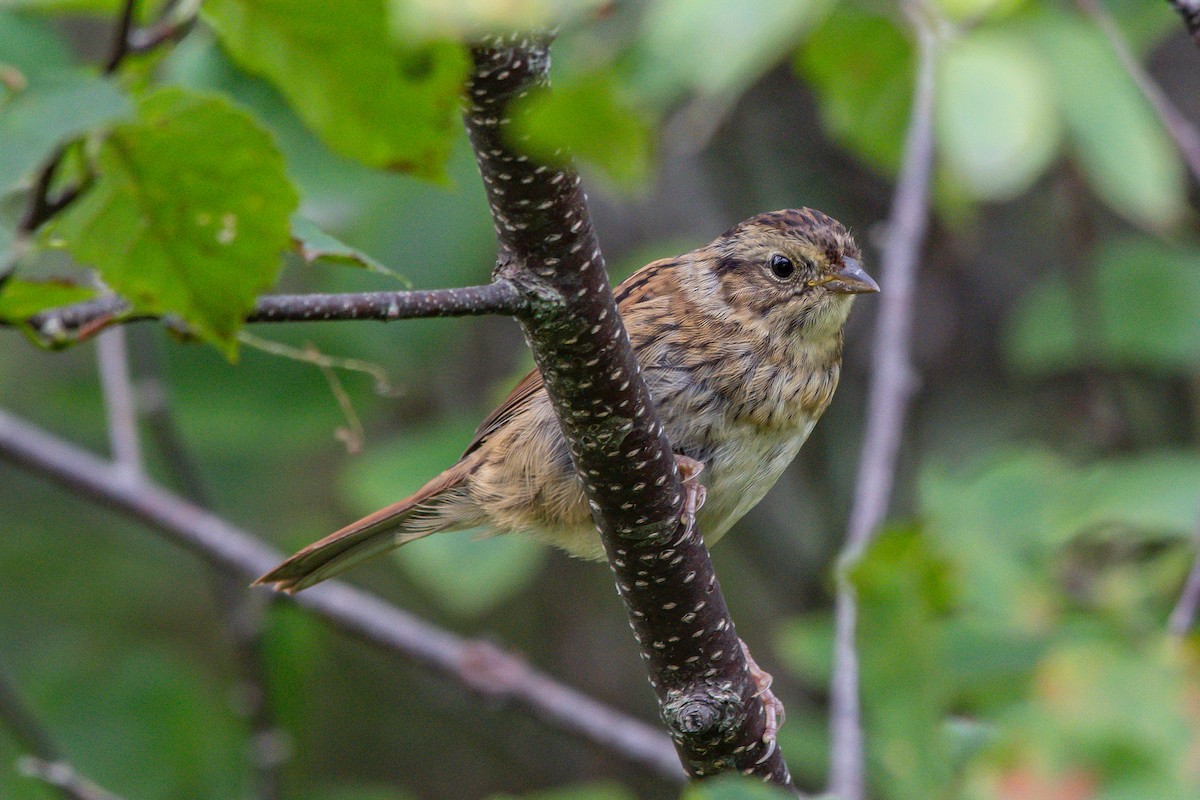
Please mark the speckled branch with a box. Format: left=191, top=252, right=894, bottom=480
left=1168, top=0, right=1200, bottom=48
left=12, top=282, right=527, bottom=342
left=462, top=34, right=795, bottom=788
left=0, top=408, right=683, bottom=781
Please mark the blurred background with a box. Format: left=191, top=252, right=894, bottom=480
left=2, top=0, right=1200, bottom=798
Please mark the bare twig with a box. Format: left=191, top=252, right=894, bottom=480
left=95, top=327, right=143, bottom=481
left=463, top=35, right=795, bottom=788
left=130, top=333, right=285, bottom=800
left=1168, top=514, right=1200, bottom=635
left=827, top=6, right=939, bottom=800
left=14, top=282, right=528, bottom=343
left=1167, top=0, right=1200, bottom=49
left=0, top=408, right=684, bottom=781
left=17, top=758, right=125, bottom=800
left=1079, top=0, right=1200, bottom=183
left=102, top=0, right=138, bottom=74
left=0, top=663, right=126, bottom=800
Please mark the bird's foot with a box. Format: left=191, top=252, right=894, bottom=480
left=740, top=638, right=785, bottom=743
left=673, top=454, right=707, bottom=540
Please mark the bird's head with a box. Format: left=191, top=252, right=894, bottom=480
left=707, top=208, right=878, bottom=340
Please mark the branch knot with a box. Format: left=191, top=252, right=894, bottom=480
left=662, top=684, right=743, bottom=747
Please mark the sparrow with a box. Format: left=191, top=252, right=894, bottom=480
left=256, top=208, right=878, bottom=594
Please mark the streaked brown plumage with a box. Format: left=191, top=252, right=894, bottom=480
left=257, top=209, right=877, bottom=593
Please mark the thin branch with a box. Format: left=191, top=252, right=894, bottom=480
left=1079, top=0, right=1200, bottom=183
left=0, top=663, right=126, bottom=800
left=13, top=281, right=529, bottom=343
left=828, top=6, right=939, bottom=800
left=0, top=408, right=684, bottom=782
left=463, top=35, right=795, bottom=787
left=1167, top=0, right=1200, bottom=49
left=130, top=333, right=284, bottom=800
left=16, top=758, right=125, bottom=800
left=1168, top=514, right=1200, bottom=635
left=102, top=0, right=138, bottom=74
left=95, top=328, right=144, bottom=481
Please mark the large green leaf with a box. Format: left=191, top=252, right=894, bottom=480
left=0, top=71, right=132, bottom=194
left=797, top=5, right=913, bottom=173
left=340, top=418, right=547, bottom=617
left=637, top=0, right=831, bottom=104
left=49, top=87, right=298, bottom=356
left=1029, top=12, right=1186, bottom=231
left=936, top=31, right=1060, bottom=201
left=0, top=278, right=94, bottom=321
left=0, top=10, right=74, bottom=76
left=202, top=0, right=468, bottom=177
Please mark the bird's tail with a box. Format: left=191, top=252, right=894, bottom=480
left=253, top=461, right=482, bottom=593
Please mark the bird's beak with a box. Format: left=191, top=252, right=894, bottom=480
left=823, top=257, right=880, bottom=295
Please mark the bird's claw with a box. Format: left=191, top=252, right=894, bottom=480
left=674, top=454, right=707, bottom=540
left=740, top=638, right=785, bottom=744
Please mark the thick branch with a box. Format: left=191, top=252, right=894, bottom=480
left=463, top=35, right=793, bottom=787
left=0, top=408, right=683, bottom=781
left=13, top=282, right=527, bottom=342
left=828, top=6, right=939, bottom=800
left=1168, top=0, right=1200, bottom=48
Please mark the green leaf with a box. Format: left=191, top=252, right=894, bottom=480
left=291, top=215, right=398, bottom=277
left=0, top=71, right=132, bottom=194
left=1093, top=239, right=1200, bottom=370
left=202, top=0, right=469, bottom=177
left=0, top=278, right=94, bottom=320
left=49, top=87, right=298, bottom=357
left=797, top=6, right=913, bottom=173
left=936, top=31, right=1060, bottom=201
left=1003, top=274, right=1081, bottom=375
left=1005, top=238, right=1200, bottom=374
left=0, top=11, right=75, bottom=76
left=490, top=783, right=635, bottom=800
left=511, top=73, right=652, bottom=190
left=994, top=639, right=1200, bottom=799
left=853, top=528, right=956, bottom=800
left=919, top=449, right=1200, bottom=624
left=340, top=418, right=547, bottom=617
left=680, top=775, right=793, bottom=800
left=637, top=0, right=832, bottom=104
left=1030, top=12, right=1186, bottom=231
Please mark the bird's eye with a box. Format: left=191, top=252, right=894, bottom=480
left=769, top=254, right=795, bottom=280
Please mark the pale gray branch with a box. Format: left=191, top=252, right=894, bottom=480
left=828, top=5, right=940, bottom=799
left=0, top=408, right=684, bottom=782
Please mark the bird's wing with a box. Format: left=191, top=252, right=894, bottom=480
left=462, top=256, right=681, bottom=458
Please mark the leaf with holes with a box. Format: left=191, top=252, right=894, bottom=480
left=202, top=0, right=468, bottom=177
left=48, top=87, right=298, bottom=357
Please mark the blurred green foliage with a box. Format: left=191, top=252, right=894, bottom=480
left=2, top=0, right=1200, bottom=799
